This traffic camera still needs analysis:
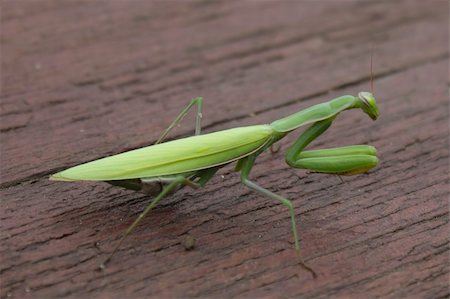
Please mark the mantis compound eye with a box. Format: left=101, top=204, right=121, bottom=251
left=358, top=92, right=379, bottom=120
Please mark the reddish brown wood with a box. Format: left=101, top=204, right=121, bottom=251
left=1, top=1, right=448, bottom=298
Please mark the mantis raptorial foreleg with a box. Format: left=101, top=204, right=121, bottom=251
left=239, top=154, right=317, bottom=278
left=155, top=97, right=203, bottom=144
left=285, top=118, right=378, bottom=175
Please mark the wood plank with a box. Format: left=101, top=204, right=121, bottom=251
left=1, top=0, right=448, bottom=298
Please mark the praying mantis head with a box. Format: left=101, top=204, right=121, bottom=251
left=358, top=91, right=379, bottom=120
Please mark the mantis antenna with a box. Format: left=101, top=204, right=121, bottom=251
left=370, top=49, right=374, bottom=95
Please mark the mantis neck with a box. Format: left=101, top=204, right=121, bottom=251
left=270, top=95, right=359, bottom=133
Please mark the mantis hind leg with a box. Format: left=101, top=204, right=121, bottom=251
left=155, top=97, right=203, bottom=144
left=105, top=98, right=203, bottom=192
left=239, top=154, right=317, bottom=278
left=100, top=175, right=188, bottom=269
left=100, top=169, right=219, bottom=268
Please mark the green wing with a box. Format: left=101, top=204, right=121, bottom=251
left=50, top=125, right=273, bottom=181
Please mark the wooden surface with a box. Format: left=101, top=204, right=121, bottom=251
left=1, top=1, right=448, bottom=298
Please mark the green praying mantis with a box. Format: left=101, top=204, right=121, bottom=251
left=50, top=91, right=379, bottom=276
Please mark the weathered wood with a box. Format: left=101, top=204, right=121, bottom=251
left=1, top=1, right=448, bottom=298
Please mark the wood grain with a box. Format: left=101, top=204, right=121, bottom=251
left=1, top=1, right=448, bottom=298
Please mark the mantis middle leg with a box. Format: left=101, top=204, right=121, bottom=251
left=239, top=154, right=317, bottom=277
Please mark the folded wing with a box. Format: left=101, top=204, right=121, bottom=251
left=50, top=125, right=273, bottom=181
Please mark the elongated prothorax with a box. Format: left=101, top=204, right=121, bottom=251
left=270, top=96, right=360, bottom=132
